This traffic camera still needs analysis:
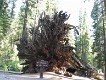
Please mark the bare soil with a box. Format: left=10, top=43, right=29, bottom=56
left=0, top=71, right=93, bottom=80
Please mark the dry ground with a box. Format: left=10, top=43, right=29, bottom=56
left=0, top=71, right=94, bottom=80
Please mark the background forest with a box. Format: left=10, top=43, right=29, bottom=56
left=0, top=0, right=105, bottom=73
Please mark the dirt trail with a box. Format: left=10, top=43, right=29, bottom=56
left=0, top=71, right=93, bottom=80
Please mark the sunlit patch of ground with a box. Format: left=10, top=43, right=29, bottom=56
left=0, top=71, right=94, bottom=80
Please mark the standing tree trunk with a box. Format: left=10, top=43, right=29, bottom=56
left=22, top=0, right=28, bottom=38
left=103, top=17, right=106, bottom=80
left=103, top=0, right=106, bottom=79
left=104, top=0, right=106, bottom=14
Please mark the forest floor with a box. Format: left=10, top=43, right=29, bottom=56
left=0, top=71, right=95, bottom=80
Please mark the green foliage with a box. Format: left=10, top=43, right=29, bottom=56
left=75, top=10, right=91, bottom=64
left=91, top=0, right=104, bottom=70
left=0, top=0, right=58, bottom=72
left=0, top=47, right=22, bottom=71
left=0, top=0, right=10, bottom=38
left=0, top=0, right=22, bottom=71
left=45, top=0, right=58, bottom=15
left=1, top=0, right=103, bottom=73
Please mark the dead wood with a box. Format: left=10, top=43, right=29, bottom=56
left=17, top=11, right=90, bottom=76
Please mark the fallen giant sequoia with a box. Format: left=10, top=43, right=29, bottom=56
left=17, top=11, right=85, bottom=74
